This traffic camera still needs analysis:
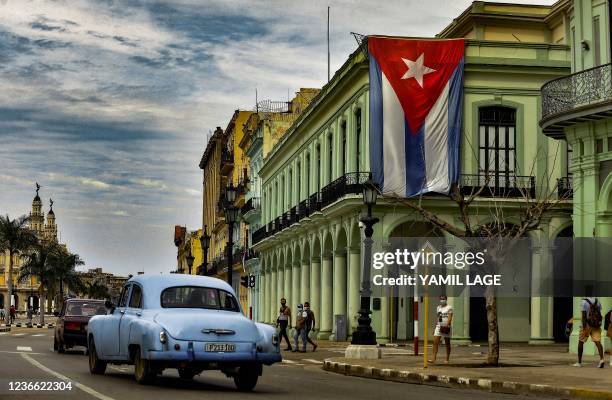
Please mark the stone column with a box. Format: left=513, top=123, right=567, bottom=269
left=292, top=263, right=300, bottom=309
left=444, top=238, right=471, bottom=344
left=319, top=255, right=333, bottom=339
left=530, top=232, right=555, bottom=344
left=277, top=267, right=284, bottom=317
left=347, top=246, right=361, bottom=336
left=301, top=258, right=310, bottom=306
left=332, top=250, right=347, bottom=340
left=270, top=268, right=277, bottom=323
left=283, top=266, right=291, bottom=308
left=310, top=257, right=321, bottom=331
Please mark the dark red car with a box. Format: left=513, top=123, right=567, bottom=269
left=54, top=299, right=107, bottom=353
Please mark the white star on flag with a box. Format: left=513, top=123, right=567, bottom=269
left=401, top=53, right=436, bottom=88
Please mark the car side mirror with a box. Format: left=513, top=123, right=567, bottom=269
left=105, top=300, right=115, bottom=313
left=53, top=311, right=59, bottom=317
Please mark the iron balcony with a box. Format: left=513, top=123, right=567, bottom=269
left=540, top=62, right=612, bottom=137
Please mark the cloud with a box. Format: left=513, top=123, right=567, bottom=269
left=80, top=178, right=111, bottom=190
left=0, top=0, right=556, bottom=275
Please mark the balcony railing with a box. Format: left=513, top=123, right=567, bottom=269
left=321, top=172, right=370, bottom=208
left=541, top=63, right=612, bottom=129
left=241, top=197, right=260, bottom=214
left=252, top=172, right=369, bottom=245
left=220, top=149, right=234, bottom=175
left=557, top=176, right=573, bottom=199
left=459, top=173, right=535, bottom=198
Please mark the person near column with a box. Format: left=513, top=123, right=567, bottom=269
left=293, top=304, right=307, bottom=353
left=276, top=298, right=292, bottom=351
left=9, top=305, right=16, bottom=324
left=575, top=297, right=604, bottom=368
left=430, top=296, right=453, bottom=364
left=304, top=301, right=318, bottom=352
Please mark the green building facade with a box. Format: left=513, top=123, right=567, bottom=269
left=252, top=1, right=575, bottom=344
left=540, top=0, right=612, bottom=353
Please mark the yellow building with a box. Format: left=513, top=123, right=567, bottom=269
left=0, top=185, right=61, bottom=313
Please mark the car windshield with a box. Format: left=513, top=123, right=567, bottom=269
left=161, top=286, right=240, bottom=312
left=66, top=302, right=106, bottom=316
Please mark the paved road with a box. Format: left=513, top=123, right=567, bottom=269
left=0, top=330, right=540, bottom=400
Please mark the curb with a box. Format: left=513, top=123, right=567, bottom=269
left=0, top=323, right=54, bottom=329
left=322, top=360, right=612, bottom=400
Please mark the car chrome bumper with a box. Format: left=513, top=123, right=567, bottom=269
left=147, top=350, right=281, bottom=365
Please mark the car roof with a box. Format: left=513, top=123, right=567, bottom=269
left=126, top=274, right=236, bottom=309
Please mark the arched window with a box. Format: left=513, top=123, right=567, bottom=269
left=478, top=106, right=516, bottom=187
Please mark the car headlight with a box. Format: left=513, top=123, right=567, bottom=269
left=272, top=334, right=279, bottom=346
left=159, top=330, right=168, bottom=344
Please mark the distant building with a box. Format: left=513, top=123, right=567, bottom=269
left=0, top=184, right=63, bottom=312
left=75, top=267, right=129, bottom=303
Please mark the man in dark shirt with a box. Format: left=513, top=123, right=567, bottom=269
left=304, top=302, right=318, bottom=352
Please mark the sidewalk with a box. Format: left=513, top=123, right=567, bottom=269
left=324, top=344, right=612, bottom=399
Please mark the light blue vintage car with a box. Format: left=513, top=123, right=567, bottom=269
left=87, top=274, right=281, bottom=391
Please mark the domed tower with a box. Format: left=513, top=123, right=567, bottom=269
left=30, top=182, right=44, bottom=236
left=44, top=198, right=57, bottom=242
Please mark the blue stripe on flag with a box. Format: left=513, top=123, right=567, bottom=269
left=405, top=122, right=426, bottom=197
left=369, top=56, right=384, bottom=188
left=447, top=59, right=464, bottom=186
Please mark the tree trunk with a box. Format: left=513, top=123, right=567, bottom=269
left=6, top=251, right=13, bottom=325
left=39, top=288, right=45, bottom=326
left=485, top=285, right=499, bottom=366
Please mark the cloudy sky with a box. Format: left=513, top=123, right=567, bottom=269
left=0, top=0, right=554, bottom=276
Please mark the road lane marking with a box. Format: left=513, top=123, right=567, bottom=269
left=282, top=359, right=297, bottom=364
left=32, top=334, right=46, bottom=337
left=303, top=359, right=323, bottom=364
left=17, top=346, right=33, bottom=352
left=20, top=353, right=116, bottom=400
left=0, top=350, right=44, bottom=355
left=12, top=333, right=25, bottom=336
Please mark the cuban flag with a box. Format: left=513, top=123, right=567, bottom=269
left=369, top=37, right=464, bottom=197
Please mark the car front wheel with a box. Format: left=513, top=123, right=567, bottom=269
left=88, top=339, right=107, bottom=375
left=134, top=349, right=155, bottom=384
left=233, top=365, right=259, bottom=392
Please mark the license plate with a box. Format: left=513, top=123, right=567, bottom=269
left=205, top=343, right=235, bottom=352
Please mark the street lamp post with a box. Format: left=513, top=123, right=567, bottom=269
left=347, top=177, right=381, bottom=358
left=186, top=252, right=195, bottom=275
left=199, top=225, right=211, bottom=276
left=224, top=183, right=239, bottom=287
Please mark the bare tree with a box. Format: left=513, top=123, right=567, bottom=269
left=384, top=143, right=570, bottom=365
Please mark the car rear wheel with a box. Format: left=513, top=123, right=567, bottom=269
left=178, top=367, right=197, bottom=380
left=88, top=339, right=107, bottom=375
left=134, top=350, right=155, bottom=384
left=233, top=365, right=259, bottom=392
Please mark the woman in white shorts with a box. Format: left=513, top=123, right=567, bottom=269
left=431, top=295, right=453, bottom=364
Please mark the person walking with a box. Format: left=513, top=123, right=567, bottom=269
left=304, top=302, right=318, bottom=352
left=575, top=297, right=604, bottom=368
left=430, top=295, right=453, bottom=364
left=0, top=307, right=5, bottom=322
left=293, top=304, right=307, bottom=353
left=276, top=298, right=292, bottom=351
left=9, top=305, right=16, bottom=324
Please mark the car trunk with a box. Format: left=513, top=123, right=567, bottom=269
left=154, top=309, right=258, bottom=342
left=63, top=315, right=90, bottom=333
